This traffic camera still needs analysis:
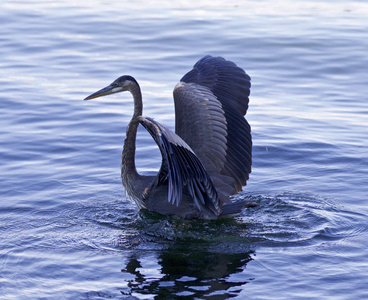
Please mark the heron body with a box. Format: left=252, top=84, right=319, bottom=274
left=84, top=56, right=252, bottom=219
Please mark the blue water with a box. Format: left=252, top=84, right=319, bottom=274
left=1, top=1, right=368, bottom=299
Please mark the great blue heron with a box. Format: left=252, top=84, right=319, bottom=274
left=84, top=56, right=253, bottom=219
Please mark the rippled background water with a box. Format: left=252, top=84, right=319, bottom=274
left=1, top=0, right=368, bottom=299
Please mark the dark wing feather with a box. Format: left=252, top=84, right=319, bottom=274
left=173, top=56, right=252, bottom=197
left=181, top=55, right=251, bottom=115
left=138, top=116, right=220, bottom=218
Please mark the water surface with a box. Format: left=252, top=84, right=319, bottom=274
left=1, top=1, right=368, bottom=299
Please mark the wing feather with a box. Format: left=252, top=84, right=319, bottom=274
left=173, top=56, right=252, bottom=197
left=138, top=116, right=220, bottom=218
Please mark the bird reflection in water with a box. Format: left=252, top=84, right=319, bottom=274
left=121, top=246, right=254, bottom=299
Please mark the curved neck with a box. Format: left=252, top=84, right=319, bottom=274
left=131, top=81, right=143, bottom=118
left=121, top=82, right=143, bottom=182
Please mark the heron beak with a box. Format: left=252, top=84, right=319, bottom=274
left=84, top=85, right=122, bottom=100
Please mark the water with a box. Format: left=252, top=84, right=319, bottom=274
left=1, top=0, right=368, bottom=299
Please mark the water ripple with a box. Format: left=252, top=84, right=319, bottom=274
left=108, top=192, right=368, bottom=254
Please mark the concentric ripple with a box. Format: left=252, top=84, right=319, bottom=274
left=110, top=192, right=368, bottom=254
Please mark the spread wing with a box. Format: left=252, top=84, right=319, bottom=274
left=173, top=56, right=252, bottom=202
left=138, top=116, right=220, bottom=218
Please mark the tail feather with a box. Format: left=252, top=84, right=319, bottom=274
left=220, top=200, right=257, bottom=217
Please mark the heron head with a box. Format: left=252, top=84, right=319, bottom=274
left=84, top=75, right=139, bottom=100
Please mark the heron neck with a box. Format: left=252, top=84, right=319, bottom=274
left=121, top=83, right=143, bottom=181
left=131, top=82, right=143, bottom=118
left=121, top=118, right=139, bottom=181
